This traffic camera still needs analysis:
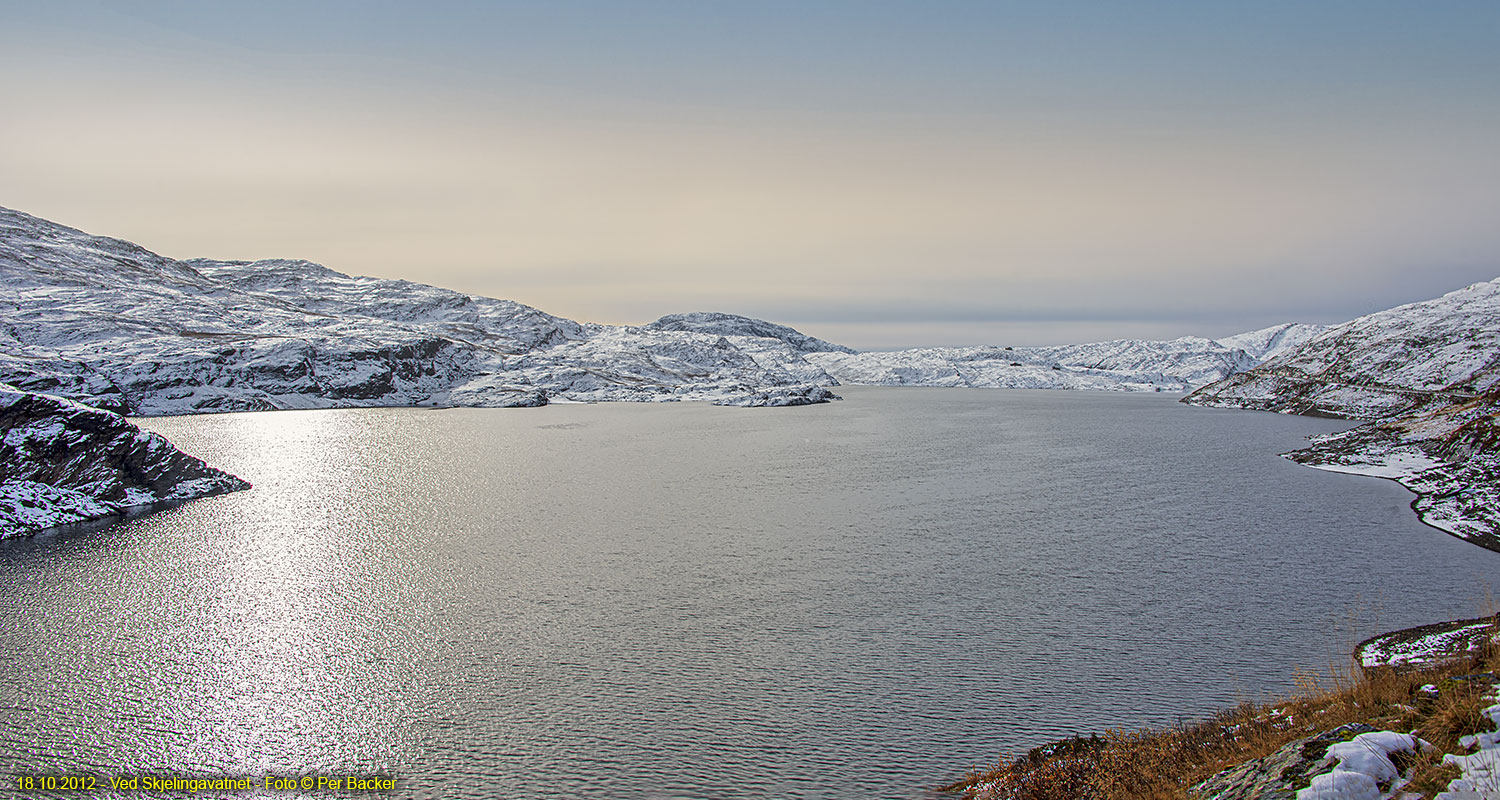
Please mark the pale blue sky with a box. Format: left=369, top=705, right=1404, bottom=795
left=3, top=1, right=1498, bottom=348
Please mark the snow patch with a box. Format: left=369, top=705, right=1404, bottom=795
left=1296, top=731, right=1425, bottom=800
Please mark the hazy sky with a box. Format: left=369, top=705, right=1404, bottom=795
left=3, top=1, right=1498, bottom=349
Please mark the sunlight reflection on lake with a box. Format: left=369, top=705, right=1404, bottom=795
left=1, top=390, right=1495, bottom=799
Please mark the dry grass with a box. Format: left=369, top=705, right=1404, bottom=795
left=943, top=630, right=1500, bottom=800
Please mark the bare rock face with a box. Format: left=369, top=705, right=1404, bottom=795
left=1192, top=723, right=1379, bottom=800
left=0, top=384, right=250, bottom=537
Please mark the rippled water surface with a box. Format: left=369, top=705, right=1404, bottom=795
left=2, top=388, right=1497, bottom=798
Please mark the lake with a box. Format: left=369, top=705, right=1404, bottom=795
left=1, top=387, right=1495, bottom=799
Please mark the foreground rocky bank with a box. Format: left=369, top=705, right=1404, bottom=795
left=0, top=384, right=249, bottom=538
left=956, top=619, right=1500, bottom=800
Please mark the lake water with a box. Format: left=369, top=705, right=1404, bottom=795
left=1, top=387, right=1496, bottom=799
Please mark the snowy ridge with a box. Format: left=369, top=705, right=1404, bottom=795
left=0, top=383, right=249, bottom=537
left=1214, top=322, right=1329, bottom=364
left=1295, top=730, right=1427, bottom=800
left=1185, top=278, right=1500, bottom=419
left=0, top=206, right=839, bottom=413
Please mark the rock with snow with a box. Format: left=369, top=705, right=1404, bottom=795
left=0, top=384, right=249, bottom=537
left=1192, top=724, right=1427, bottom=800
left=0, top=206, right=841, bottom=413
left=1296, top=730, right=1426, bottom=800
left=714, top=385, right=840, bottom=407
left=1192, top=723, right=1380, bottom=800
left=1357, top=617, right=1500, bottom=670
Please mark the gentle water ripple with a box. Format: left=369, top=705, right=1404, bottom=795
left=0, top=388, right=1496, bottom=798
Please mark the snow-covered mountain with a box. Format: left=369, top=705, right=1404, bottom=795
left=0, top=207, right=838, bottom=413
left=0, top=383, right=248, bottom=537
left=807, top=324, right=1326, bottom=393
left=1185, top=278, right=1500, bottom=553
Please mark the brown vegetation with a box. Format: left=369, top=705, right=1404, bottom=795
left=943, top=624, right=1499, bottom=800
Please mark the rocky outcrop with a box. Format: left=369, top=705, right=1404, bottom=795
left=0, top=384, right=249, bottom=537
left=1356, top=617, right=1499, bottom=670
left=1283, top=390, right=1500, bottom=552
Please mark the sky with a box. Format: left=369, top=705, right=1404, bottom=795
left=2, top=1, right=1498, bottom=350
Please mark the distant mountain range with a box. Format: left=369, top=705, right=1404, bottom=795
left=2, top=206, right=1329, bottom=415
left=0, top=207, right=837, bottom=413
left=808, top=322, right=1324, bottom=392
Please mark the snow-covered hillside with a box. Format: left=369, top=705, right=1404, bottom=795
left=808, top=324, right=1326, bottom=393
left=0, top=383, right=248, bottom=537
left=0, top=207, right=838, bottom=412
left=1184, top=279, right=1500, bottom=419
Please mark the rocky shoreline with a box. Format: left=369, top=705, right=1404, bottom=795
left=0, top=383, right=249, bottom=538
left=1185, top=278, right=1500, bottom=552
left=1282, top=392, right=1500, bottom=554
